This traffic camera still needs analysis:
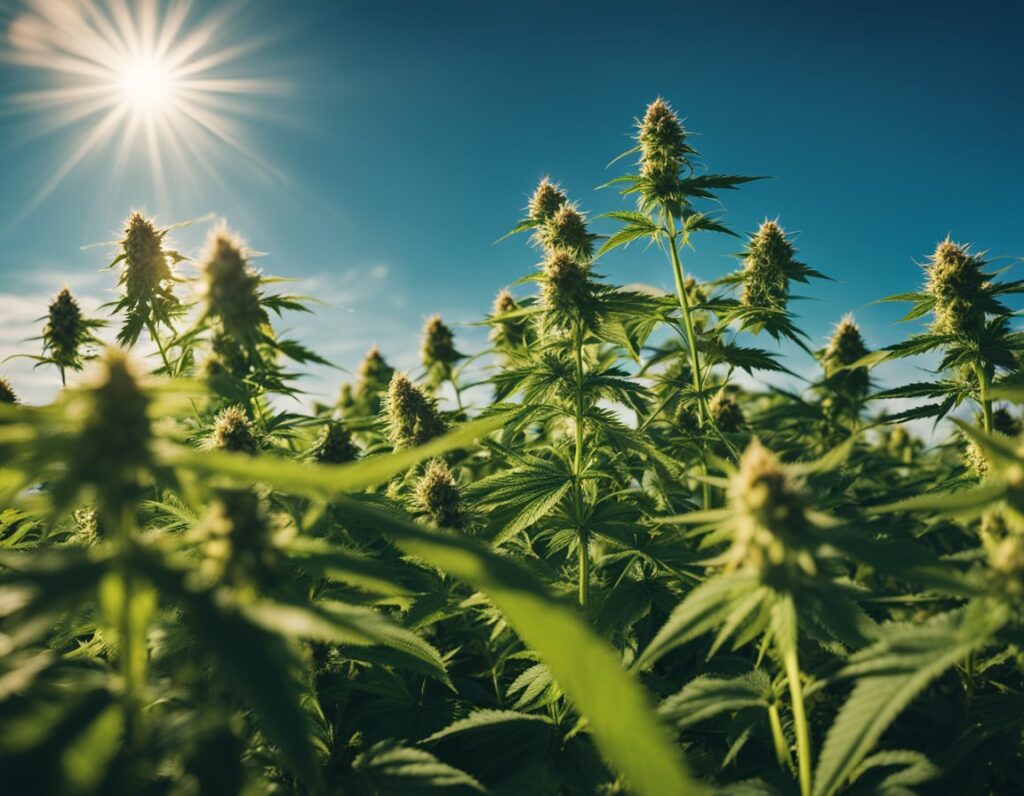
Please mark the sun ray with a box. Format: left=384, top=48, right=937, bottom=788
left=1, top=0, right=288, bottom=222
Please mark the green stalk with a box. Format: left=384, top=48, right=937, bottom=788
left=664, top=215, right=712, bottom=509
left=974, top=361, right=993, bottom=433
left=768, top=702, right=795, bottom=771
left=783, top=646, right=813, bottom=796
left=145, top=317, right=173, bottom=376
left=572, top=320, right=589, bottom=610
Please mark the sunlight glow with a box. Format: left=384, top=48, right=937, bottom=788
left=2, top=0, right=288, bottom=219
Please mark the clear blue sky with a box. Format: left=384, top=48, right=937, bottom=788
left=1, top=0, right=1021, bottom=402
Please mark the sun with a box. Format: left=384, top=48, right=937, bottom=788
left=3, top=0, right=286, bottom=220
left=117, top=56, right=176, bottom=118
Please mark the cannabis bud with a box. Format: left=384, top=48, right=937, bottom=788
left=344, top=345, right=395, bottom=417
left=201, top=228, right=268, bottom=352
left=539, top=203, right=595, bottom=261
left=385, top=373, right=446, bottom=448
left=639, top=98, right=689, bottom=176
left=925, top=239, right=987, bottom=339
left=209, top=406, right=259, bottom=454
left=673, top=403, right=700, bottom=436
left=421, top=315, right=461, bottom=373
left=529, top=177, right=568, bottom=222
left=43, top=288, right=98, bottom=376
left=726, top=440, right=814, bottom=578
left=0, top=375, right=17, bottom=405
left=490, top=289, right=528, bottom=350
left=541, top=251, right=595, bottom=326
left=197, top=489, right=278, bottom=586
left=741, top=221, right=794, bottom=312
left=308, top=420, right=357, bottom=464
left=964, top=408, right=1020, bottom=478
left=415, top=459, right=464, bottom=528
left=711, top=390, right=745, bottom=433
left=72, top=506, right=104, bottom=544
left=822, top=314, right=870, bottom=403
left=119, top=212, right=174, bottom=307
left=71, top=349, right=152, bottom=504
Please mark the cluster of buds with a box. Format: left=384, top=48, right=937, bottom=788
left=541, top=251, right=596, bottom=327
left=0, top=375, right=17, bottom=404
left=821, top=315, right=871, bottom=409
left=341, top=346, right=395, bottom=417
left=635, top=98, right=693, bottom=210
left=711, top=390, right=745, bottom=433
left=43, top=288, right=98, bottom=374
left=724, top=440, right=816, bottom=582
left=964, top=408, right=1021, bottom=478
left=72, top=506, right=104, bottom=544
left=925, top=239, right=987, bottom=339
left=415, top=459, right=464, bottom=528
left=201, top=227, right=268, bottom=354
left=118, top=212, right=176, bottom=311
left=421, top=315, right=461, bottom=385
left=208, top=406, right=259, bottom=454
left=490, top=289, right=530, bottom=352
left=384, top=373, right=446, bottom=449
left=308, top=420, right=357, bottom=464
left=69, top=350, right=152, bottom=506
left=537, top=203, right=596, bottom=262
left=528, top=177, right=568, bottom=223
left=741, top=221, right=795, bottom=313
left=196, top=489, right=280, bottom=587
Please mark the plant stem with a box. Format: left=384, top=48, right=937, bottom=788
left=974, top=361, right=993, bottom=433
left=572, top=320, right=589, bottom=610
left=784, top=645, right=813, bottom=796
left=146, top=318, right=173, bottom=376
left=664, top=215, right=712, bottom=509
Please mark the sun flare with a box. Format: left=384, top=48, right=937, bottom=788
left=3, top=0, right=285, bottom=217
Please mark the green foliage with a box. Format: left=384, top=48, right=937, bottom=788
left=1, top=97, right=1023, bottom=796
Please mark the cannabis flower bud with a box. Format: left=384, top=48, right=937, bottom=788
left=673, top=403, right=700, bottom=436
left=119, top=212, right=174, bottom=307
left=197, top=489, right=278, bottom=586
left=385, top=373, right=446, bottom=448
left=43, top=288, right=98, bottom=374
left=822, top=314, right=870, bottom=401
left=308, top=420, right=357, bottom=464
left=490, top=289, right=528, bottom=350
left=741, top=221, right=794, bottom=312
left=539, top=203, right=595, bottom=261
left=925, top=239, right=987, bottom=339
left=529, top=177, right=568, bottom=222
left=541, top=251, right=595, bottom=325
left=0, top=375, right=17, bottom=405
left=711, top=391, right=745, bottom=433
left=209, top=406, right=259, bottom=454
left=416, top=459, right=464, bottom=528
left=201, top=228, right=268, bottom=351
left=964, top=408, right=1020, bottom=478
left=638, top=98, right=689, bottom=177
left=726, top=440, right=813, bottom=578
left=421, top=315, right=460, bottom=374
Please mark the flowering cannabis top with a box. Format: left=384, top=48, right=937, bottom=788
left=209, top=406, right=259, bottom=454
left=385, top=373, right=446, bottom=449
left=416, top=458, right=464, bottom=528
left=309, top=420, right=358, bottom=465
left=925, top=239, right=987, bottom=339
left=529, top=177, right=568, bottom=222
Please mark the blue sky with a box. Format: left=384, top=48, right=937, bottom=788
left=0, top=0, right=1021, bottom=405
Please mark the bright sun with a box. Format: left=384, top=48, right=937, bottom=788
left=117, top=57, right=176, bottom=118
left=4, top=0, right=284, bottom=219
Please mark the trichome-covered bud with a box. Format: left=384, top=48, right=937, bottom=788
left=415, top=459, right=464, bottom=528
left=308, top=420, right=357, bottom=464
left=822, top=314, right=871, bottom=402
left=197, top=489, right=279, bottom=586
left=710, top=390, right=745, bottom=433
left=541, top=251, right=595, bottom=326
left=72, top=349, right=152, bottom=502
left=209, top=406, right=259, bottom=454
left=539, top=203, right=595, bottom=261
left=964, top=408, right=1021, bottom=478
left=385, top=373, right=446, bottom=449
left=0, top=375, right=17, bottom=404
left=528, top=177, right=568, bottom=222
left=119, top=211, right=174, bottom=307
left=638, top=97, right=689, bottom=177
left=490, top=289, right=529, bottom=350
left=72, top=506, right=104, bottom=544
left=421, top=315, right=460, bottom=372
left=201, top=227, right=268, bottom=351
left=741, top=221, right=794, bottom=312
left=726, top=439, right=813, bottom=578
left=925, top=239, right=987, bottom=339
left=44, top=288, right=93, bottom=372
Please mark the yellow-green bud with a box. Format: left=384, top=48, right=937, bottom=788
left=309, top=420, right=357, bottom=464
left=741, top=221, right=794, bottom=312
left=925, top=239, right=986, bottom=339
left=209, top=406, right=259, bottom=454
left=529, top=177, right=568, bottom=222
left=201, top=228, right=268, bottom=350
left=385, top=373, right=446, bottom=449
left=415, top=459, right=464, bottom=528
left=539, top=204, right=595, bottom=261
